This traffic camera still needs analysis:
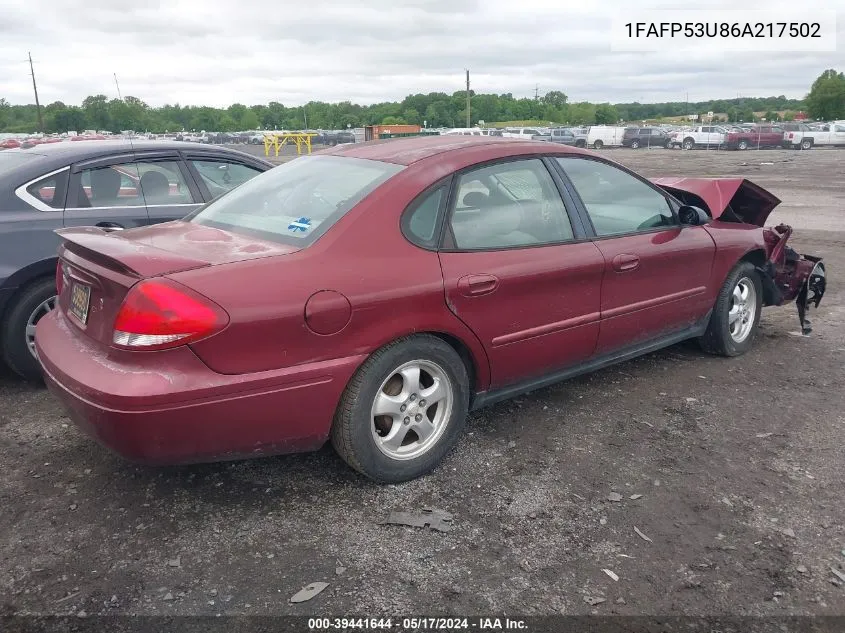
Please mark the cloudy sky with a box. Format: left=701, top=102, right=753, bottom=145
left=0, top=0, right=843, bottom=107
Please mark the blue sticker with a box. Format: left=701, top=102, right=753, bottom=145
left=288, top=217, right=311, bottom=233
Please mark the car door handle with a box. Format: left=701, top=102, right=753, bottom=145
left=457, top=274, right=499, bottom=297
left=612, top=253, right=640, bottom=272
left=96, top=222, right=124, bottom=231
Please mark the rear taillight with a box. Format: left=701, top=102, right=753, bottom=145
left=56, top=260, right=64, bottom=295
left=112, top=279, right=229, bottom=350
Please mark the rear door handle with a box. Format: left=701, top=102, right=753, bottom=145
left=96, top=222, right=124, bottom=231
left=457, top=274, right=499, bottom=297
left=612, top=253, right=640, bottom=272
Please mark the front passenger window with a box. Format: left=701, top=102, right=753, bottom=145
left=557, top=158, right=675, bottom=237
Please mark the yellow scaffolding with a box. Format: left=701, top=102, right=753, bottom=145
left=263, top=132, right=318, bottom=157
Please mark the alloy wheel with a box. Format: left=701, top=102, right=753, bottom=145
left=25, top=295, right=57, bottom=358
left=370, top=359, right=453, bottom=461
left=728, top=278, right=756, bottom=343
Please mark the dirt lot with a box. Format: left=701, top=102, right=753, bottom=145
left=1, top=146, right=844, bottom=621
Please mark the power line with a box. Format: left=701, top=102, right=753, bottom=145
left=28, top=52, right=43, bottom=133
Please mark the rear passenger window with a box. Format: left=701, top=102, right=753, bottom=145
left=26, top=169, right=69, bottom=210
left=402, top=186, right=445, bottom=248
left=448, top=159, right=573, bottom=250
left=76, top=161, right=195, bottom=208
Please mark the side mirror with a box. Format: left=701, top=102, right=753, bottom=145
left=678, top=205, right=710, bottom=226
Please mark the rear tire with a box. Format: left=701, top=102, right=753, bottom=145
left=801, top=139, right=813, bottom=150
left=630, top=139, right=640, bottom=149
left=738, top=140, right=748, bottom=150
left=698, top=262, right=762, bottom=357
left=593, top=140, right=603, bottom=149
left=1, top=277, right=56, bottom=382
left=331, top=335, right=469, bottom=483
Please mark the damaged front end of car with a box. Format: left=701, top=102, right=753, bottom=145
left=652, top=177, right=827, bottom=334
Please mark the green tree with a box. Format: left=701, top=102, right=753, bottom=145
left=763, top=110, right=779, bottom=122
left=594, top=103, right=619, bottom=125
left=542, top=90, right=568, bottom=109
left=382, top=115, right=407, bottom=125
left=805, top=69, right=845, bottom=120
left=82, top=95, right=110, bottom=130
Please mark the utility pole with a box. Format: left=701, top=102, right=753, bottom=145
left=28, top=52, right=44, bottom=133
left=465, top=69, right=471, bottom=128
left=534, top=85, right=540, bottom=101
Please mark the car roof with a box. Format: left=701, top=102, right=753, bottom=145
left=320, top=135, right=583, bottom=166
left=7, top=139, right=254, bottom=161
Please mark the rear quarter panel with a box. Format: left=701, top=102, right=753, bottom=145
left=0, top=208, right=63, bottom=296
left=172, top=165, right=492, bottom=390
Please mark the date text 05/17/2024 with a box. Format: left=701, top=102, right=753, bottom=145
left=307, top=617, right=528, bottom=630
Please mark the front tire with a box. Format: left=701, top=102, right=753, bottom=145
left=331, top=335, right=469, bottom=483
left=1, top=277, right=56, bottom=382
left=593, top=140, right=603, bottom=149
left=699, top=262, right=762, bottom=357
left=738, top=140, right=748, bottom=150
left=630, top=139, right=640, bottom=149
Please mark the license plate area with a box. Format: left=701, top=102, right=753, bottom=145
left=69, top=282, right=91, bottom=324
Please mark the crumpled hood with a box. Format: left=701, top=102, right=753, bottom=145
left=650, top=177, right=781, bottom=227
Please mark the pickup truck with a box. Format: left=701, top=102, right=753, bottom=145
left=669, top=126, right=727, bottom=150
left=723, top=125, right=784, bottom=150
left=783, top=121, right=845, bottom=149
left=531, top=127, right=587, bottom=147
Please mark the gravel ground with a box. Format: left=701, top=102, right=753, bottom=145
left=1, top=145, right=843, bottom=621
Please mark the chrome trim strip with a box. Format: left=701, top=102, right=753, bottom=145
left=64, top=203, right=202, bottom=211
left=14, top=166, right=71, bottom=212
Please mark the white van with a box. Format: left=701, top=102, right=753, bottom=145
left=586, top=126, right=629, bottom=149
left=501, top=127, right=543, bottom=139
left=442, top=128, right=505, bottom=137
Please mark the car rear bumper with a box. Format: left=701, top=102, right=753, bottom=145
left=35, top=309, right=365, bottom=465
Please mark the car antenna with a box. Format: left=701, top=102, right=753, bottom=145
left=113, top=72, right=148, bottom=208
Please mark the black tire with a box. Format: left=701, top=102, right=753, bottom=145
left=575, top=139, right=586, bottom=148
left=593, top=140, right=603, bottom=149
left=698, top=262, right=762, bottom=357
left=630, top=139, right=640, bottom=149
left=801, top=138, right=813, bottom=150
left=682, top=138, right=695, bottom=150
left=330, top=334, right=469, bottom=483
left=1, top=277, right=56, bottom=382
left=738, top=140, right=748, bottom=150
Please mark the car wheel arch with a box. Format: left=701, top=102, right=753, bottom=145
left=0, top=258, right=57, bottom=320
left=738, top=248, right=780, bottom=306
left=350, top=328, right=490, bottom=398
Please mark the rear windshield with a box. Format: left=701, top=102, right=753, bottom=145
left=188, top=155, right=404, bottom=246
left=0, top=152, right=42, bottom=176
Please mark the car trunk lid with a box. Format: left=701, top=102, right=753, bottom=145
left=55, top=222, right=300, bottom=346
left=650, top=177, right=780, bottom=227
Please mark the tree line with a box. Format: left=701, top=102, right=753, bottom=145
left=1, top=69, right=842, bottom=135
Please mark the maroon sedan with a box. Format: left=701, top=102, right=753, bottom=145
left=35, top=136, right=826, bottom=482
